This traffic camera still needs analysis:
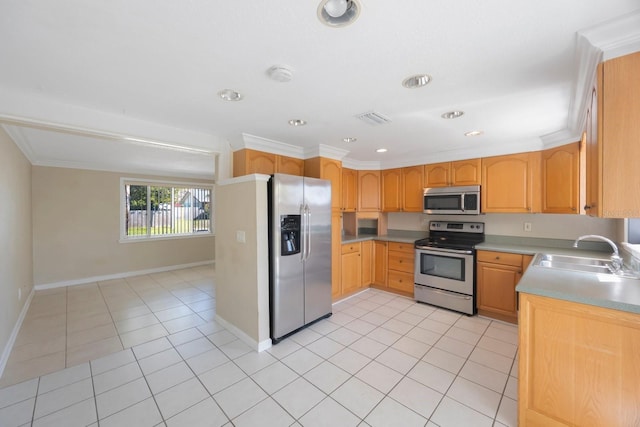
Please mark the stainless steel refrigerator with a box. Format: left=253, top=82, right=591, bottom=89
left=268, top=174, right=332, bottom=343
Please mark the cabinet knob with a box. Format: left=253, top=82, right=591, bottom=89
left=495, top=256, right=500, bottom=260
left=399, top=260, right=403, bottom=263
left=584, top=205, right=591, bottom=210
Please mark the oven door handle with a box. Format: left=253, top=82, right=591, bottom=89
left=427, top=287, right=472, bottom=300
left=415, top=246, right=474, bottom=255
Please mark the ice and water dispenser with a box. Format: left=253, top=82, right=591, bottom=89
left=280, top=215, right=301, bottom=256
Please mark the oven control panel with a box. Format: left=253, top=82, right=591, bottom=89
left=429, top=221, right=484, bottom=233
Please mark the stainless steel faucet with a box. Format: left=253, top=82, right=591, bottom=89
left=573, top=235, right=624, bottom=273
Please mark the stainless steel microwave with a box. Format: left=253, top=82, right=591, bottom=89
left=423, top=185, right=481, bottom=215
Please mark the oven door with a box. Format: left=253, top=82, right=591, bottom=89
left=414, top=247, right=474, bottom=295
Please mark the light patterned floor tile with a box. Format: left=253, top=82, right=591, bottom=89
left=299, top=397, right=361, bottom=427
left=165, top=397, right=228, bottom=427
left=213, top=378, right=267, bottom=419
left=365, top=396, right=427, bottom=427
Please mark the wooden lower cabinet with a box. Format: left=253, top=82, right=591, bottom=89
left=519, top=293, right=640, bottom=426
left=476, top=250, right=532, bottom=323
left=373, top=241, right=388, bottom=287
left=361, top=240, right=373, bottom=287
left=341, top=243, right=361, bottom=295
left=387, top=242, right=414, bottom=294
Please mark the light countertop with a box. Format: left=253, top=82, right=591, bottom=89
left=342, top=232, right=640, bottom=314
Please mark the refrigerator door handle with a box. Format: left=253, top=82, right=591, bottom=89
left=300, top=204, right=306, bottom=262
left=305, top=204, right=312, bottom=259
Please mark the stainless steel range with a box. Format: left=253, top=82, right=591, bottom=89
left=414, top=221, right=485, bottom=315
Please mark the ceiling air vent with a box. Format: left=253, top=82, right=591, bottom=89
left=356, top=111, right=392, bottom=126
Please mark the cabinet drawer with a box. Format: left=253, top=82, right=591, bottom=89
left=388, top=270, right=414, bottom=293
left=388, top=252, right=414, bottom=273
left=477, top=250, right=522, bottom=267
left=342, top=243, right=361, bottom=254
left=388, top=242, right=414, bottom=254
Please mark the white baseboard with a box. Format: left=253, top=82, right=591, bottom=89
left=0, top=287, right=35, bottom=380
left=215, top=315, right=272, bottom=353
left=35, top=260, right=215, bottom=291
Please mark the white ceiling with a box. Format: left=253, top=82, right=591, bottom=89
left=1, top=0, right=639, bottom=179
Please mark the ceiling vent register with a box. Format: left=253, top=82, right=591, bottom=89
left=356, top=111, right=392, bottom=126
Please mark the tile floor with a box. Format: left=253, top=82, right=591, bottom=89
left=0, top=266, right=519, bottom=426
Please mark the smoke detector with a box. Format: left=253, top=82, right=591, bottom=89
left=267, top=65, right=294, bottom=82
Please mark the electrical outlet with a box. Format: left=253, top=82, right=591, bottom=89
left=524, top=222, right=532, bottom=232
left=236, top=230, right=246, bottom=243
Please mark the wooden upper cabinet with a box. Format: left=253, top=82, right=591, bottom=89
left=276, top=155, right=304, bottom=176
left=424, top=159, right=481, bottom=187
left=233, top=149, right=276, bottom=177
left=586, top=52, right=640, bottom=218
left=402, top=166, right=424, bottom=212
left=341, top=168, right=357, bottom=212
left=381, top=167, right=423, bottom=212
left=304, top=157, right=342, bottom=211
left=358, top=170, right=380, bottom=212
left=381, top=168, right=402, bottom=212
left=424, top=162, right=450, bottom=187
left=482, top=152, right=541, bottom=213
left=451, top=159, right=482, bottom=186
left=541, top=143, right=580, bottom=214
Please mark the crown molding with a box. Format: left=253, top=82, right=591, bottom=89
left=341, top=158, right=381, bottom=170
left=1, top=124, right=36, bottom=163
left=303, top=144, right=350, bottom=161
left=547, top=10, right=640, bottom=150
left=239, top=133, right=305, bottom=158
left=580, top=9, right=640, bottom=60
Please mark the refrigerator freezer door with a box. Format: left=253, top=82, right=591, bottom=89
left=302, top=177, right=332, bottom=324
left=270, top=174, right=305, bottom=339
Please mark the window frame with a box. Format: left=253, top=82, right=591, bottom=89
left=119, top=177, right=214, bottom=243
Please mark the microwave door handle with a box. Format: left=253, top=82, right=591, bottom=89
left=460, top=193, right=465, bottom=212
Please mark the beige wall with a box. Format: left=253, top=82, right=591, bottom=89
left=215, top=175, right=270, bottom=347
left=0, top=128, right=33, bottom=361
left=32, top=166, right=215, bottom=286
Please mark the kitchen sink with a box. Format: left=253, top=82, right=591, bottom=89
left=532, top=253, right=639, bottom=278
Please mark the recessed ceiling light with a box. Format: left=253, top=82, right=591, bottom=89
left=376, top=148, right=388, bottom=153
left=218, top=89, right=243, bottom=101
left=288, top=119, right=307, bottom=126
left=317, top=0, right=361, bottom=27
left=402, top=74, right=432, bottom=88
left=465, top=130, right=484, bottom=137
left=441, top=111, right=464, bottom=119
left=343, top=137, right=357, bottom=143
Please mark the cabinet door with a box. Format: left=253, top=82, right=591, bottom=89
left=541, top=143, right=580, bottom=214
left=381, top=169, right=402, bottom=212
left=233, top=149, right=276, bottom=176
left=331, top=212, right=342, bottom=299
left=599, top=52, right=640, bottom=217
left=402, top=166, right=424, bottom=212
left=477, top=261, right=521, bottom=323
left=276, top=155, right=304, bottom=176
left=361, top=240, right=373, bottom=286
left=481, top=152, right=540, bottom=213
left=451, top=158, right=481, bottom=186
left=519, top=293, right=640, bottom=426
left=373, top=241, right=387, bottom=287
left=341, top=168, right=358, bottom=212
left=424, top=162, right=450, bottom=187
left=341, top=246, right=361, bottom=295
left=245, top=149, right=276, bottom=175
left=358, top=170, right=380, bottom=212
left=305, top=157, right=342, bottom=211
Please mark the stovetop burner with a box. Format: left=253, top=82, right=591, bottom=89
left=415, top=221, right=485, bottom=250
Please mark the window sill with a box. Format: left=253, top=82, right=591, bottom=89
left=119, top=232, right=214, bottom=244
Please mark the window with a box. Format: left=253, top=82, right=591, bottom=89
left=121, top=179, right=213, bottom=240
